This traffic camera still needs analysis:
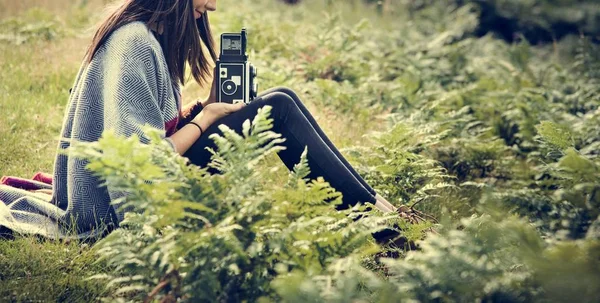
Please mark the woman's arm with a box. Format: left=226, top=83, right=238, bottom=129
left=169, top=102, right=246, bottom=156
left=170, top=110, right=211, bottom=155
left=171, top=67, right=230, bottom=155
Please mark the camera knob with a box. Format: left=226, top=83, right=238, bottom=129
left=251, top=65, right=258, bottom=78
left=252, top=83, right=258, bottom=98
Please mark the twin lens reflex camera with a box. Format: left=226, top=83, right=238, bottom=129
left=216, top=28, right=258, bottom=104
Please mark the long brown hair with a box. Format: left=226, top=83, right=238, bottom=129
left=84, top=0, right=217, bottom=86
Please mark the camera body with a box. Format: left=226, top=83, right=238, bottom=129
left=216, top=28, right=258, bottom=104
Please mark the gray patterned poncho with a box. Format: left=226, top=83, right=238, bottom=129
left=0, top=22, right=181, bottom=240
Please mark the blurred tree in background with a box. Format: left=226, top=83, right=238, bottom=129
left=323, top=0, right=600, bottom=43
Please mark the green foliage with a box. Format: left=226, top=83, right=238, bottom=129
left=536, top=121, right=574, bottom=151
left=381, top=214, right=541, bottom=302
left=0, top=8, right=64, bottom=45
left=271, top=214, right=600, bottom=302
left=343, top=121, right=454, bottom=217
left=0, top=237, right=108, bottom=302
left=0, top=2, right=100, bottom=178
left=401, top=0, right=600, bottom=42
left=73, top=107, right=396, bottom=302
left=2, top=0, right=600, bottom=301
left=473, top=0, right=600, bottom=40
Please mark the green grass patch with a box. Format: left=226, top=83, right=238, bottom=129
left=0, top=237, right=108, bottom=302
left=1, top=0, right=599, bottom=301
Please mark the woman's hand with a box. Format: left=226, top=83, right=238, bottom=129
left=170, top=102, right=245, bottom=156
left=207, top=67, right=218, bottom=104
left=201, top=66, right=219, bottom=106
left=192, top=102, right=246, bottom=132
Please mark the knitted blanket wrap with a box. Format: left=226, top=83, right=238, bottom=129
left=0, top=21, right=180, bottom=239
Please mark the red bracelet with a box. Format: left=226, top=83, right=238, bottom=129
left=189, top=121, right=204, bottom=137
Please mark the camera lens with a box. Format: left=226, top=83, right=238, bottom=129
left=222, top=80, right=237, bottom=96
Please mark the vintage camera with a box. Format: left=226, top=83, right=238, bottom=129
left=216, top=28, right=258, bottom=104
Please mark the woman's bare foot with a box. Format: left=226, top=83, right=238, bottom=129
left=373, top=200, right=394, bottom=213
left=375, top=193, right=396, bottom=212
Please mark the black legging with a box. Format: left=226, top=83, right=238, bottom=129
left=183, top=87, right=377, bottom=209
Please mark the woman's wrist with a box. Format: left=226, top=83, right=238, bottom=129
left=169, top=111, right=212, bottom=155
left=188, top=121, right=204, bottom=136
left=191, top=110, right=213, bottom=134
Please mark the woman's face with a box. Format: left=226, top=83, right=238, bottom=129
left=193, top=0, right=217, bottom=19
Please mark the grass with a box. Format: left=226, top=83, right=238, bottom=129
left=0, top=4, right=93, bottom=177
left=0, top=0, right=390, bottom=301
left=0, top=237, right=108, bottom=302
left=0, top=1, right=118, bottom=301
left=2, top=0, right=597, bottom=301
left=0, top=43, right=76, bottom=176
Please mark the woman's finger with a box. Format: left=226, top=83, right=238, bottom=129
left=227, top=102, right=245, bottom=113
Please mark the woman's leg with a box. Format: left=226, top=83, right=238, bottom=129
left=184, top=92, right=377, bottom=209
left=258, top=87, right=395, bottom=211
left=258, top=87, right=377, bottom=196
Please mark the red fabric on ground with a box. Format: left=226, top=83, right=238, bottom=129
left=1, top=171, right=52, bottom=191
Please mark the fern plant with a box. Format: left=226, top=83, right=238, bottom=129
left=70, top=106, right=400, bottom=302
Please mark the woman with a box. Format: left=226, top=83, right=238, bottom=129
left=0, top=0, right=396, bottom=240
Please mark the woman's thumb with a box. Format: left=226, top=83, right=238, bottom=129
left=225, top=102, right=245, bottom=113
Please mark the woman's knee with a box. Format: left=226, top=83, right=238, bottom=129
left=261, top=86, right=303, bottom=106
left=269, top=86, right=298, bottom=99
left=261, top=91, right=294, bottom=107
left=259, top=92, right=296, bottom=119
